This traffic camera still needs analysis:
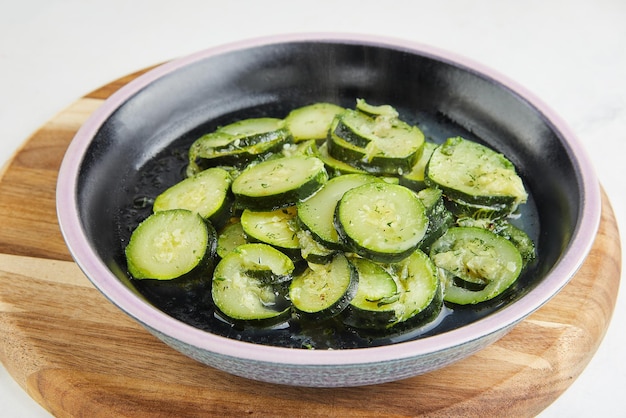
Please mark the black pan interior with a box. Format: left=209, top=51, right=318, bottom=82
left=75, top=40, right=581, bottom=348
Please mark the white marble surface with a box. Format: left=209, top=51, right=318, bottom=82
left=1, top=0, right=624, bottom=416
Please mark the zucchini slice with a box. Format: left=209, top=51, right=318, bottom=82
left=425, top=137, right=527, bottom=215
left=187, top=118, right=292, bottom=173
left=332, top=109, right=379, bottom=148
left=284, top=102, right=345, bottom=142
left=289, top=254, right=358, bottom=320
left=328, top=116, right=425, bottom=176
left=216, top=219, right=248, bottom=258
left=317, top=142, right=367, bottom=176
left=240, top=206, right=301, bottom=257
left=153, top=167, right=233, bottom=226
left=355, top=98, right=399, bottom=119
left=296, top=229, right=336, bottom=264
left=343, top=250, right=442, bottom=330
left=125, top=209, right=216, bottom=280
left=211, top=243, right=294, bottom=322
left=392, top=249, right=442, bottom=326
left=231, top=155, right=328, bottom=211
left=416, top=187, right=454, bottom=252
left=400, top=141, right=438, bottom=192
left=456, top=217, right=537, bottom=267
left=327, top=102, right=426, bottom=176
left=343, top=258, right=400, bottom=329
left=297, top=173, right=383, bottom=249
left=335, top=182, right=429, bottom=263
left=217, top=117, right=284, bottom=138
left=430, top=227, right=523, bottom=305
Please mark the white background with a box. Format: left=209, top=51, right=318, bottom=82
left=1, top=1, right=624, bottom=416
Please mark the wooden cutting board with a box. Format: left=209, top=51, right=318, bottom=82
left=0, top=68, right=621, bottom=418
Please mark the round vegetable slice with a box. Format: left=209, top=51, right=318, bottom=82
left=328, top=113, right=425, bottom=175
left=240, top=206, right=301, bottom=258
left=335, top=182, right=429, bottom=262
left=284, top=102, right=345, bottom=142
left=343, top=250, right=442, bottom=330
left=430, top=226, right=523, bottom=304
left=187, top=118, right=292, bottom=173
left=297, top=173, right=382, bottom=249
left=289, top=253, right=358, bottom=320
left=125, top=209, right=215, bottom=280
left=231, top=155, right=328, bottom=210
left=153, top=167, right=233, bottom=225
left=343, top=258, right=400, bottom=329
left=425, top=136, right=527, bottom=214
left=216, top=220, right=248, bottom=258
left=212, top=243, right=294, bottom=322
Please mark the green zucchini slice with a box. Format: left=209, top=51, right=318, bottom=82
left=211, top=243, right=294, bottom=322
left=335, top=182, right=429, bottom=263
left=430, top=227, right=523, bottom=305
left=317, top=142, right=367, bottom=176
left=289, top=254, right=358, bottom=320
left=240, top=206, right=301, bottom=256
left=400, top=141, right=438, bottom=192
left=416, top=187, right=454, bottom=252
left=425, top=137, right=528, bottom=215
left=153, top=167, right=233, bottom=225
left=125, top=209, right=216, bottom=280
left=187, top=118, right=292, bottom=173
left=456, top=217, right=537, bottom=267
left=297, top=173, right=383, bottom=249
left=355, top=98, right=399, bottom=119
left=231, top=155, right=328, bottom=211
left=284, top=102, right=345, bottom=142
left=343, top=258, right=400, bottom=329
left=343, top=250, right=442, bottom=330
left=327, top=116, right=425, bottom=176
left=216, top=219, right=248, bottom=258
left=392, top=249, right=442, bottom=326
left=296, top=229, right=336, bottom=264
left=332, top=109, right=379, bottom=148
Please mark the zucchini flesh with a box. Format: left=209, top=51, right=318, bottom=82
left=328, top=116, right=425, bottom=176
left=344, top=251, right=441, bottom=330
left=217, top=117, right=284, bottom=138
left=297, top=173, right=383, bottom=248
left=392, top=250, right=442, bottom=325
left=284, top=102, right=345, bottom=142
left=125, top=209, right=214, bottom=280
left=456, top=217, right=536, bottom=267
left=232, top=155, right=328, bottom=210
left=153, top=167, right=232, bottom=225
left=355, top=98, right=399, bottom=119
left=400, top=141, right=438, bottom=191
left=289, top=254, right=358, bottom=320
left=212, top=243, right=294, bottom=322
left=240, top=206, right=301, bottom=253
left=416, top=187, right=454, bottom=252
left=335, top=182, right=429, bottom=262
left=187, top=118, right=292, bottom=173
left=333, top=109, right=379, bottom=148
left=425, top=137, right=527, bottom=215
left=343, top=258, right=400, bottom=329
left=317, top=142, right=366, bottom=176
left=430, top=227, right=523, bottom=304
left=216, top=219, right=248, bottom=258
left=296, top=229, right=336, bottom=264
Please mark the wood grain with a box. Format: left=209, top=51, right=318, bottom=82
left=0, top=72, right=621, bottom=417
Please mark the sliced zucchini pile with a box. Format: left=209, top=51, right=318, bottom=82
left=124, top=99, right=536, bottom=337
